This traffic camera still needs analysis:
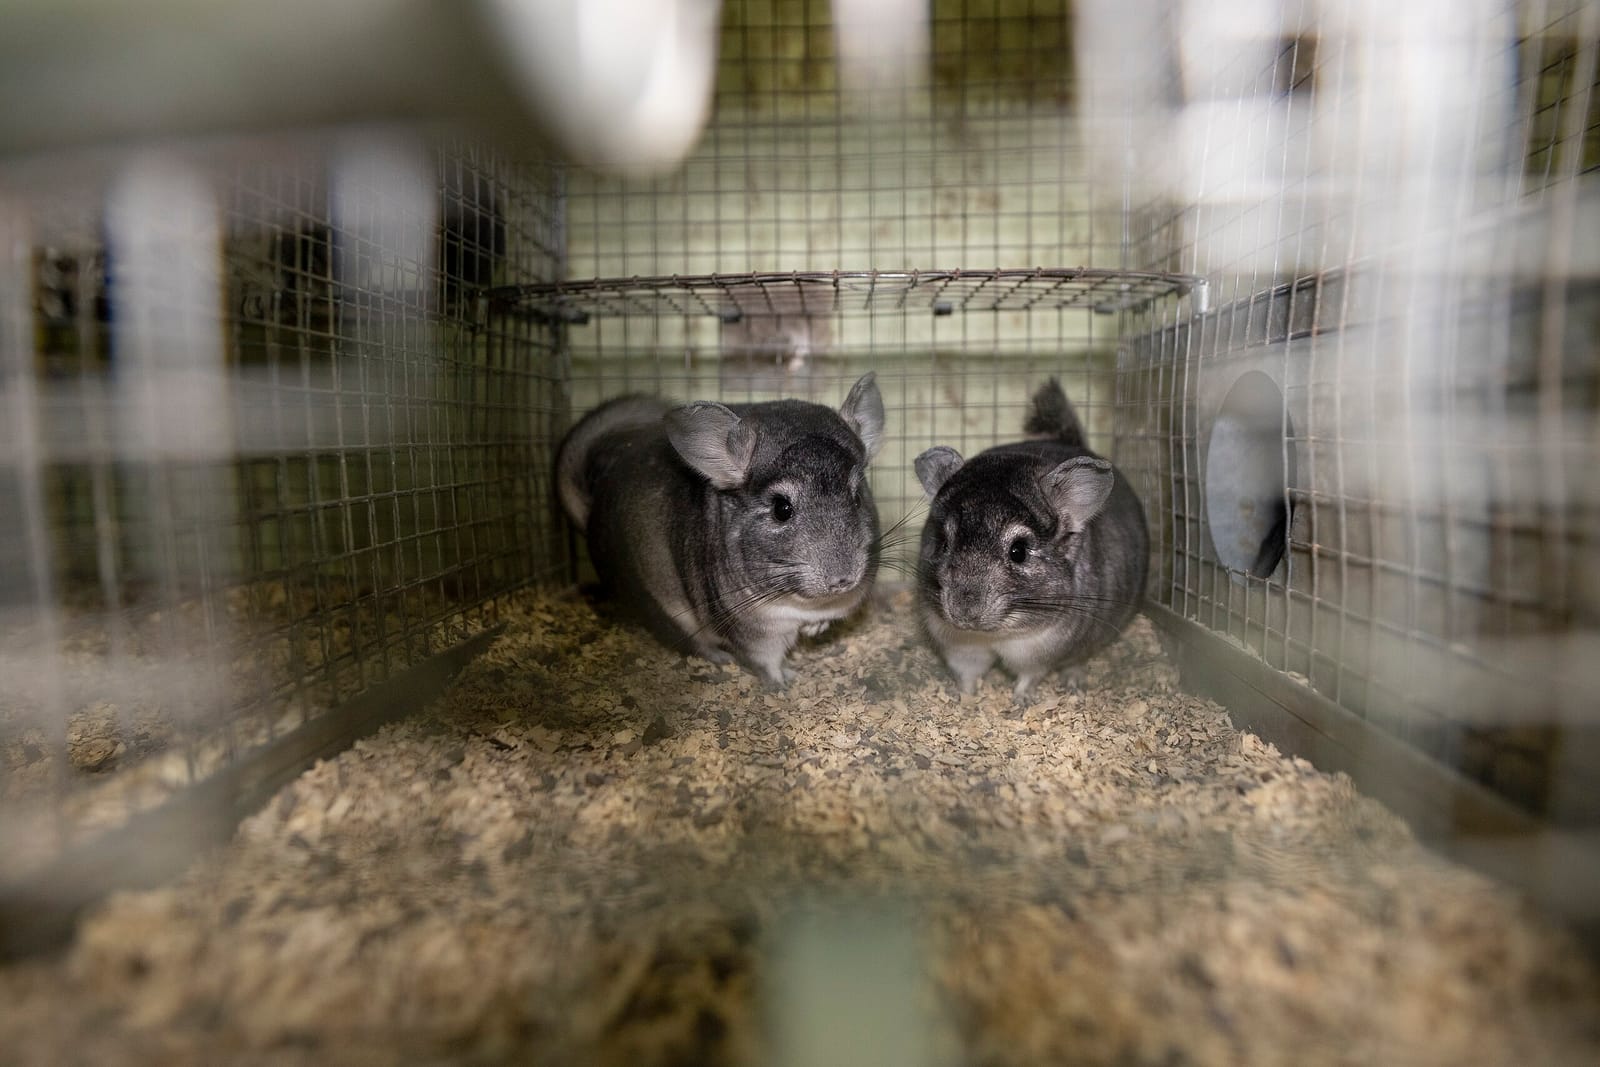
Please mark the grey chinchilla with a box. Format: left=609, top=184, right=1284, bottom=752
left=913, top=378, right=1148, bottom=698
left=556, top=374, right=885, bottom=687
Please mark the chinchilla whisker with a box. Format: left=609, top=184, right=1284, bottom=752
left=668, top=578, right=795, bottom=637
left=698, top=590, right=783, bottom=627
left=876, top=512, right=918, bottom=539
left=1011, top=595, right=1140, bottom=611
left=702, top=582, right=798, bottom=623
left=1007, top=605, right=1131, bottom=637
left=1011, top=607, right=1126, bottom=633
left=1010, top=598, right=1138, bottom=616
left=872, top=511, right=921, bottom=549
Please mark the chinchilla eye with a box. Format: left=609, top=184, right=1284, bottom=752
left=1008, top=536, right=1030, bottom=565
left=771, top=493, right=794, bottom=523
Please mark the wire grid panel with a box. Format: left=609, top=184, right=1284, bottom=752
left=567, top=1, right=1107, bottom=281
left=495, top=268, right=1203, bottom=321
left=1103, top=0, right=1600, bottom=821
left=555, top=0, right=1141, bottom=578
left=0, top=138, right=566, bottom=879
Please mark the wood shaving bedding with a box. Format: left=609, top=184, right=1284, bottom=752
left=1, top=587, right=1596, bottom=1066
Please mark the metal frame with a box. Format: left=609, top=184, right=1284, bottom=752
left=493, top=267, right=1206, bottom=322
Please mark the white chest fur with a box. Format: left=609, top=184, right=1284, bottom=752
left=756, top=589, right=865, bottom=628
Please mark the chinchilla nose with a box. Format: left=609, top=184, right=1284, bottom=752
left=827, top=563, right=863, bottom=593
left=945, top=586, right=982, bottom=622
left=823, top=550, right=866, bottom=593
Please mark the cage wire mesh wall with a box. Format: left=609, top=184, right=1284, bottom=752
left=1, top=0, right=1599, bottom=1059
left=544, top=0, right=1146, bottom=563
left=0, top=137, right=568, bottom=936
left=1093, top=0, right=1600, bottom=875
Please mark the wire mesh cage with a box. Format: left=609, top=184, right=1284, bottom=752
left=1, top=0, right=1599, bottom=1064
left=0, top=137, right=568, bottom=940
left=1104, top=0, right=1600, bottom=843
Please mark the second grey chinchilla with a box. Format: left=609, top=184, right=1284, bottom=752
left=556, top=374, right=885, bottom=687
left=913, top=379, right=1148, bottom=699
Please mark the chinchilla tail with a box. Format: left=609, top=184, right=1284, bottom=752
left=555, top=395, right=670, bottom=530
left=1023, top=377, right=1087, bottom=449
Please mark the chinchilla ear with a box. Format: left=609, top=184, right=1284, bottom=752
left=1041, top=456, right=1115, bottom=533
left=665, top=402, right=758, bottom=489
left=838, top=372, right=886, bottom=461
left=914, top=446, right=964, bottom=498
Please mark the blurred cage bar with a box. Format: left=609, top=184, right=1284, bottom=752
left=0, top=137, right=568, bottom=925
left=1100, top=0, right=1600, bottom=894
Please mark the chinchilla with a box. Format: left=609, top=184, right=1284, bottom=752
left=556, top=374, right=885, bottom=687
left=913, top=378, right=1148, bottom=699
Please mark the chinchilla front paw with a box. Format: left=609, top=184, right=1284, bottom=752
left=755, top=662, right=795, bottom=690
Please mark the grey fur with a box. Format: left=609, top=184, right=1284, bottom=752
left=1022, top=378, right=1087, bottom=448
left=556, top=395, right=671, bottom=529
left=554, top=374, right=885, bottom=687
left=914, top=378, right=1149, bottom=699
left=664, top=402, right=757, bottom=490
left=913, top=446, right=964, bottom=498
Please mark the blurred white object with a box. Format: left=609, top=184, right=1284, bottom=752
left=106, top=157, right=230, bottom=463
left=1076, top=0, right=1513, bottom=280
left=0, top=0, right=723, bottom=174
left=767, top=901, right=953, bottom=1067
left=483, top=0, right=723, bottom=173
left=330, top=134, right=437, bottom=296
left=833, top=0, right=930, bottom=94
